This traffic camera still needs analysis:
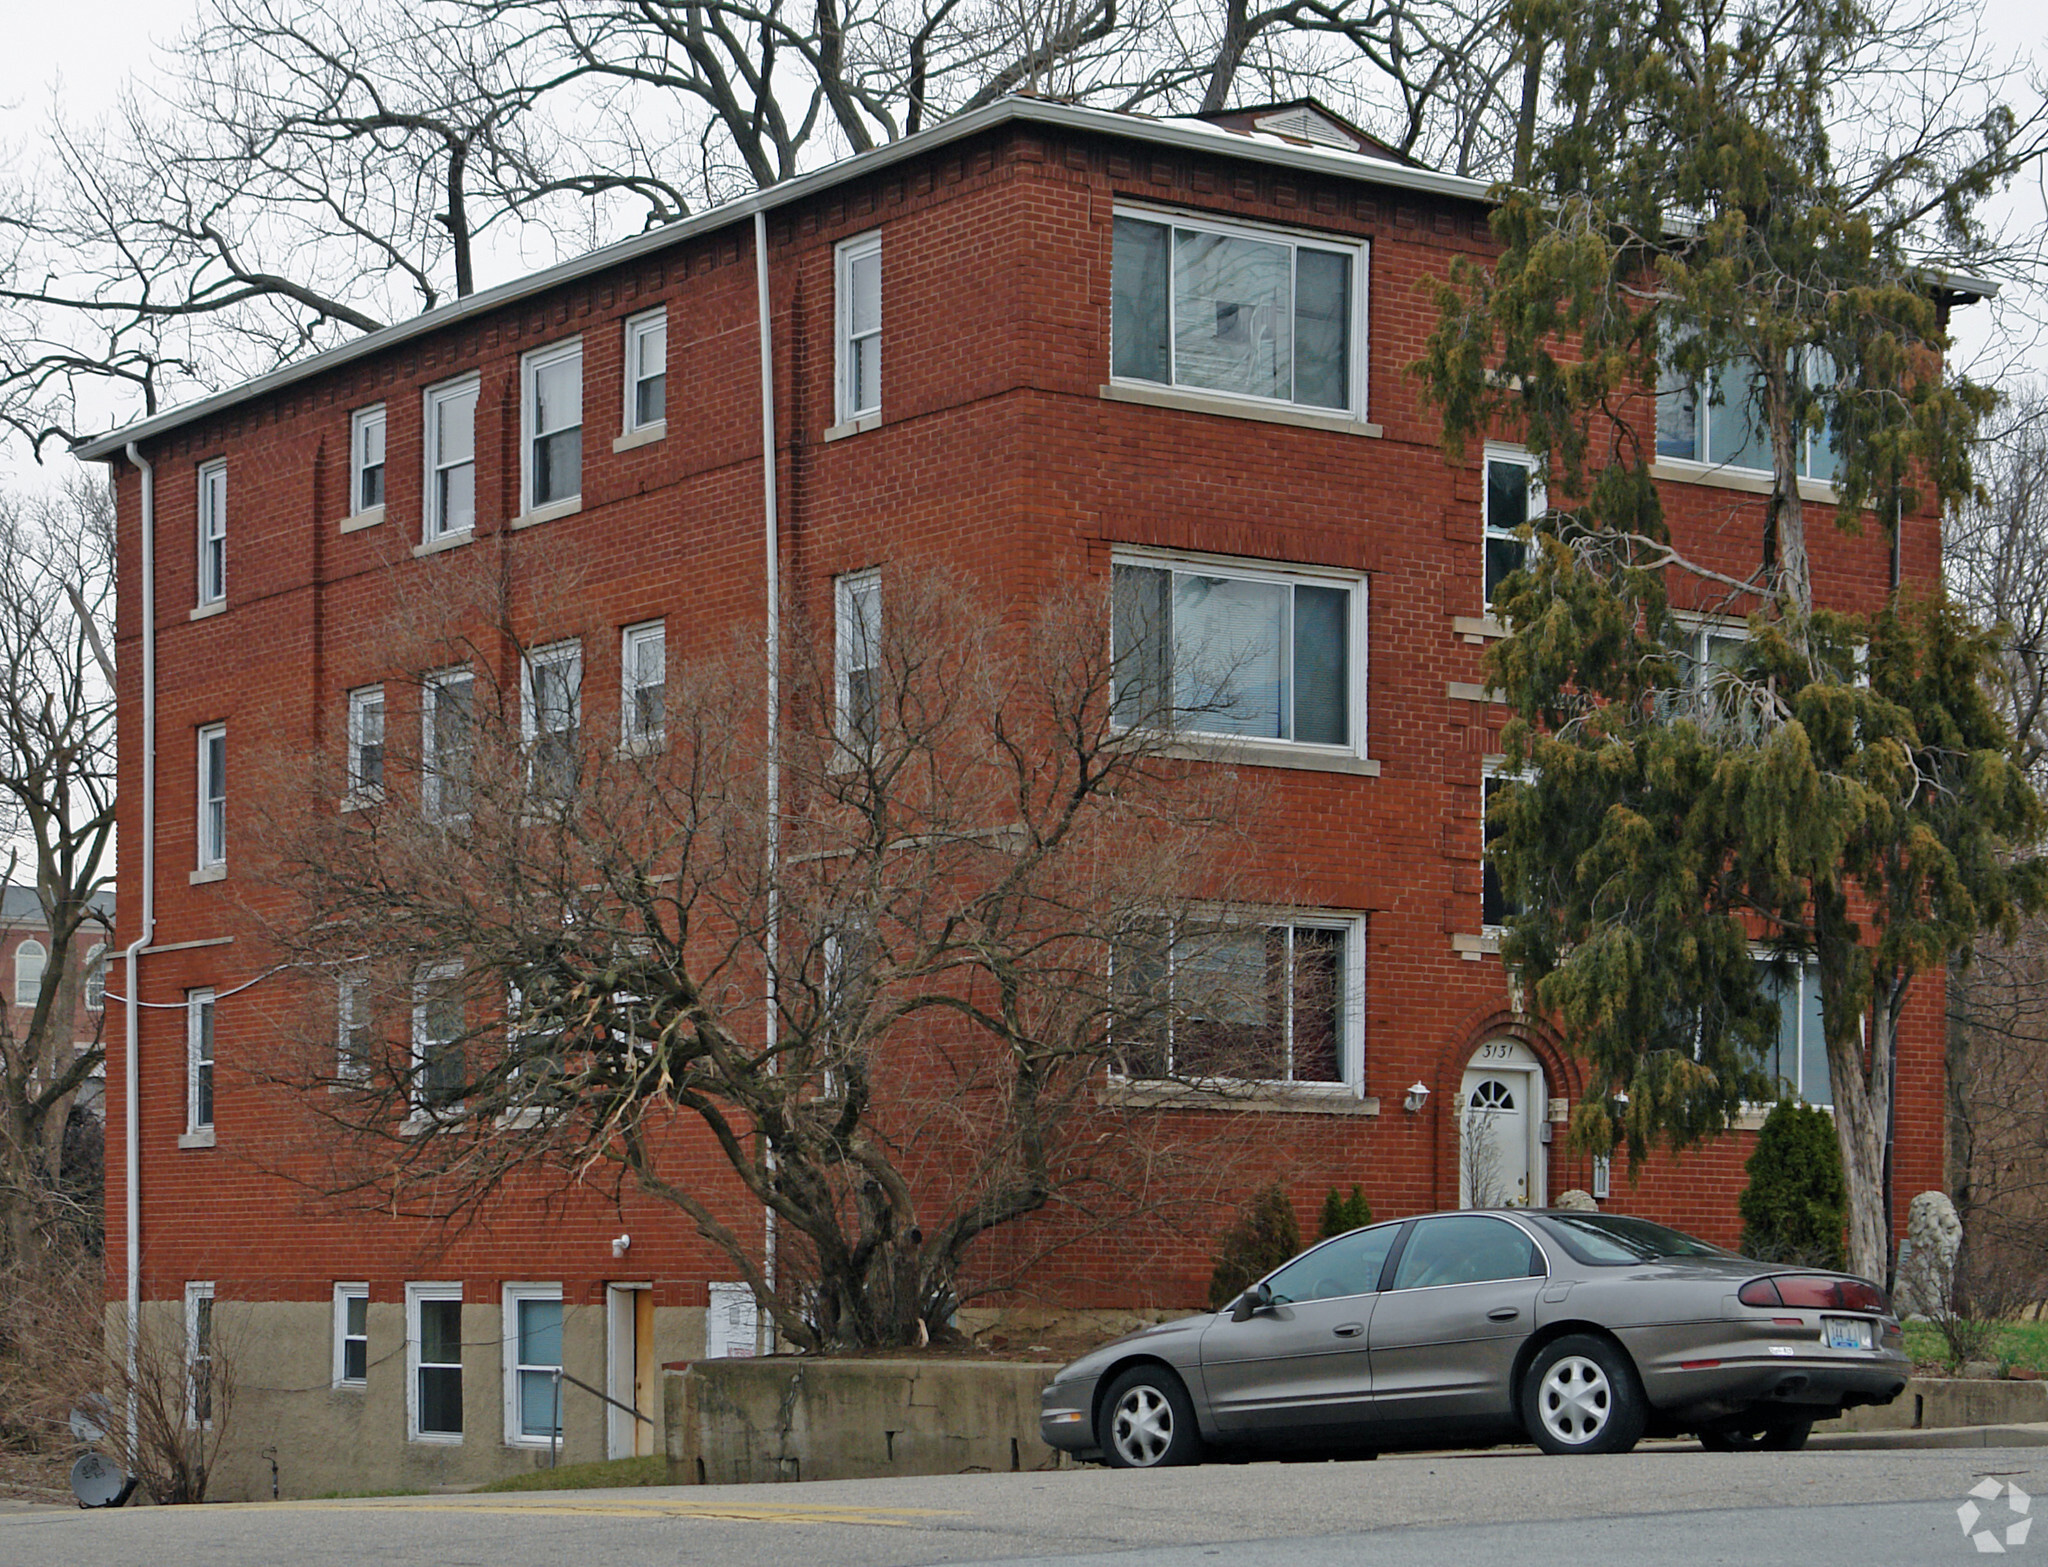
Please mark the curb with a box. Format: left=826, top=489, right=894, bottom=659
left=1808, top=1422, right=2048, bottom=1451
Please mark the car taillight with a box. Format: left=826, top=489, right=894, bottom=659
left=1742, top=1274, right=1889, bottom=1313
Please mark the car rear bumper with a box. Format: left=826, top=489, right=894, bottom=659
left=1635, top=1349, right=1910, bottom=1419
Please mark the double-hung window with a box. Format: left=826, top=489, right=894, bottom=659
left=1662, top=615, right=1758, bottom=740
left=1657, top=350, right=1838, bottom=481
left=621, top=621, right=665, bottom=748
left=1762, top=959, right=1834, bottom=1108
left=1111, top=210, right=1364, bottom=415
left=186, top=1282, right=217, bottom=1428
left=13, top=939, right=44, bottom=1007
left=1115, top=914, right=1365, bottom=1090
left=197, top=724, right=226, bottom=871
left=503, top=1285, right=565, bottom=1446
left=412, top=962, right=466, bottom=1114
left=835, top=571, right=882, bottom=743
left=347, top=685, right=385, bottom=804
left=406, top=1282, right=463, bottom=1440
left=835, top=233, right=881, bottom=426
left=333, top=1283, right=369, bottom=1387
left=337, top=969, right=372, bottom=1082
left=1483, top=448, right=1542, bottom=614
left=424, top=375, right=479, bottom=541
left=1112, top=555, right=1364, bottom=756
left=624, top=310, right=666, bottom=434
left=1481, top=768, right=1531, bottom=930
left=523, top=641, right=582, bottom=800
left=522, top=339, right=583, bottom=514
left=197, top=460, right=226, bottom=607
left=351, top=405, right=387, bottom=515
left=187, top=988, right=215, bottom=1134
left=422, top=668, right=474, bottom=823
left=84, top=944, right=107, bottom=1011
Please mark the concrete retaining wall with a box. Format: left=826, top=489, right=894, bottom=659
left=1822, top=1377, right=2048, bottom=1433
left=664, top=1358, right=1071, bottom=1485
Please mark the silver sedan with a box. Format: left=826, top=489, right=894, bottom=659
left=1040, top=1209, right=1909, bottom=1465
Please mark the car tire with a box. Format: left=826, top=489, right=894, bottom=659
left=1519, top=1334, right=1648, bottom=1456
left=1698, top=1412, right=1814, bottom=1452
left=1099, top=1365, right=1203, bottom=1469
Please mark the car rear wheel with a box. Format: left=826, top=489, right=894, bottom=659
left=1698, top=1413, right=1814, bottom=1452
left=1520, top=1334, right=1647, bottom=1456
left=1099, top=1365, right=1202, bottom=1469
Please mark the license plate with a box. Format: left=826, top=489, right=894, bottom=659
left=1824, top=1316, right=1874, bottom=1350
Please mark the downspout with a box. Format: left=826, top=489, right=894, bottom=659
left=754, top=208, right=781, bottom=1353
left=120, top=443, right=158, bottom=1420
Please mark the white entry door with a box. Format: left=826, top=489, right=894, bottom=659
left=1460, top=1039, right=1545, bottom=1208
left=606, top=1284, right=655, bottom=1460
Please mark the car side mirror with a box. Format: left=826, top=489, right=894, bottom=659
left=1231, top=1282, right=1273, bottom=1322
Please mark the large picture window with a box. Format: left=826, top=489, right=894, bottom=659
left=1111, top=211, right=1363, bottom=414
left=1115, top=915, right=1365, bottom=1089
left=1112, top=556, right=1362, bottom=754
left=1657, top=351, right=1838, bottom=481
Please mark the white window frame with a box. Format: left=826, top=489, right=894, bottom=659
left=346, top=685, right=386, bottom=806
left=502, top=1283, right=566, bottom=1447
left=623, top=309, right=667, bottom=435
left=197, top=723, right=226, bottom=870
left=1113, top=910, right=1368, bottom=1094
left=350, top=404, right=388, bottom=518
left=1656, top=347, right=1837, bottom=482
left=410, top=961, right=466, bottom=1118
left=405, top=1281, right=464, bottom=1443
left=1758, top=955, right=1837, bottom=1110
left=197, top=459, right=226, bottom=607
left=520, top=338, right=584, bottom=518
left=834, top=570, right=882, bottom=743
left=423, top=373, right=480, bottom=542
left=186, top=988, right=216, bottom=1134
left=83, top=943, right=107, bottom=1010
left=522, top=640, right=583, bottom=798
left=13, top=938, right=45, bottom=1008
left=620, top=620, right=666, bottom=749
left=333, top=1282, right=370, bottom=1389
left=835, top=232, right=882, bottom=427
left=337, top=968, right=372, bottom=1083
left=1483, top=445, right=1543, bottom=615
left=1481, top=763, right=1534, bottom=933
left=1109, top=204, right=1370, bottom=420
left=1110, top=548, right=1370, bottom=762
left=185, top=1281, right=216, bottom=1429
left=421, top=667, right=475, bottom=824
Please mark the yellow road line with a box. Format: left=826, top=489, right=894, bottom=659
left=265, top=1497, right=962, bottom=1527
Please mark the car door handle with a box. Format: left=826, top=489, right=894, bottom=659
left=1487, top=1307, right=1520, bottom=1321
left=1332, top=1323, right=1364, bottom=1338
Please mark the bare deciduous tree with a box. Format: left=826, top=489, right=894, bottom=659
left=250, top=557, right=1280, bottom=1350
left=0, top=477, right=115, bottom=1265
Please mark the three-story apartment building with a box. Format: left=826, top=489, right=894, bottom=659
left=78, top=95, right=1948, bottom=1497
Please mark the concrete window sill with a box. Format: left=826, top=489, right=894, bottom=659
left=338, top=505, right=386, bottom=534
left=190, top=864, right=227, bottom=885
left=822, top=412, right=882, bottom=443
left=178, top=1127, right=217, bottom=1150
left=613, top=422, right=666, bottom=453
left=1100, top=382, right=1383, bottom=439
left=189, top=600, right=226, bottom=622
left=413, top=529, right=474, bottom=558
left=1100, top=1081, right=1380, bottom=1116
left=510, top=496, right=583, bottom=530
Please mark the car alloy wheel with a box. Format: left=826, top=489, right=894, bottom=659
left=1520, top=1333, right=1647, bottom=1456
left=1099, top=1365, right=1201, bottom=1468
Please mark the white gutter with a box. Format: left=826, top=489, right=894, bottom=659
left=753, top=209, right=781, bottom=1354
left=119, top=443, right=158, bottom=1424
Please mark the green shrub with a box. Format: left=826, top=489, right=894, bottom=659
left=1207, top=1183, right=1303, bottom=1310
left=1738, top=1102, right=1847, bottom=1269
left=1318, top=1185, right=1373, bottom=1239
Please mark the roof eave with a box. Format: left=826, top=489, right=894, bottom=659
left=74, top=97, right=1490, bottom=462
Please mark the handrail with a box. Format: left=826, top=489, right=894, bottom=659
left=546, top=1367, right=653, bottom=1469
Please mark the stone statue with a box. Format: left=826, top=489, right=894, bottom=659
left=1554, top=1188, right=1599, bottom=1212
left=1893, top=1190, right=1962, bottom=1319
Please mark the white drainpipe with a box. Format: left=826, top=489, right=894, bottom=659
left=120, top=443, right=158, bottom=1415
left=753, top=208, right=780, bottom=1351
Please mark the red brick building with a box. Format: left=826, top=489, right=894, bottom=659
left=2, top=885, right=113, bottom=1119
left=77, top=96, right=1949, bottom=1496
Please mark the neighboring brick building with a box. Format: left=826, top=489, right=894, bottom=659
left=2, top=884, right=114, bottom=1119
left=77, top=95, right=1951, bottom=1496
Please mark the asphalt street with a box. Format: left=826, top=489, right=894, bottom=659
left=0, top=1445, right=2036, bottom=1567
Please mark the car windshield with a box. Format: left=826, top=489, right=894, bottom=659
left=1531, top=1213, right=1731, bottom=1266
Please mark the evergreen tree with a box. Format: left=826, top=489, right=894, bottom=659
left=1739, top=1102, right=1849, bottom=1268
left=1207, top=1184, right=1304, bottom=1310
left=1420, top=0, right=2048, bottom=1284
left=1318, top=1186, right=1375, bottom=1239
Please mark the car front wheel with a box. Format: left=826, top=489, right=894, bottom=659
left=1099, top=1365, right=1203, bottom=1469
left=1520, top=1334, right=1647, bottom=1456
